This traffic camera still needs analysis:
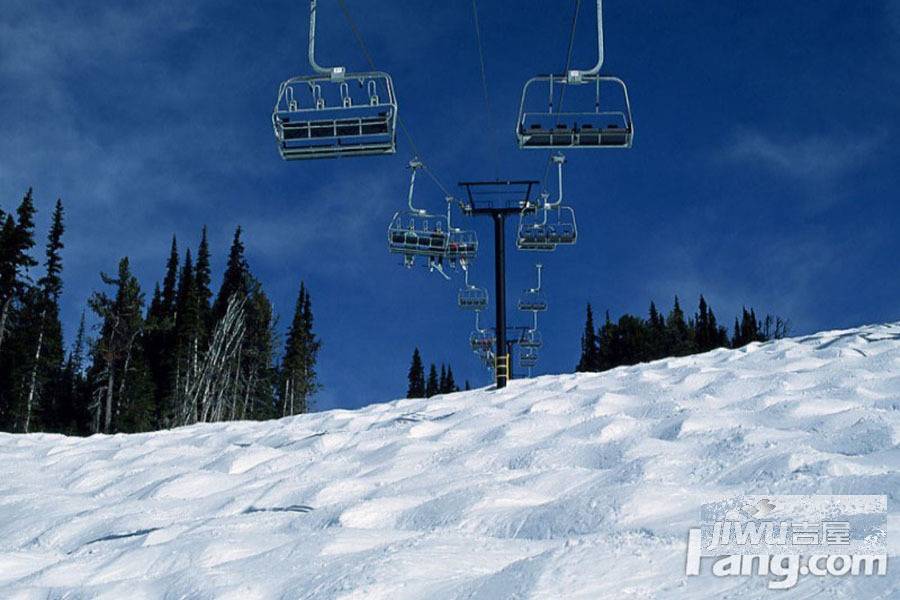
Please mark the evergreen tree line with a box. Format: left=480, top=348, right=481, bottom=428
left=577, top=296, right=789, bottom=373
left=0, top=189, right=320, bottom=435
left=406, top=347, right=470, bottom=398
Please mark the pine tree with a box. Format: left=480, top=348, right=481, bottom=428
left=89, top=257, right=154, bottom=433
left=597, top=311, right=617, bottom=371
left=439, top=364, right=447, bottom=394
left=464, top=380, right=471, bottom=391
left=299, top=283, right=320, bottom=404
left=194, top=226, right=213, bottom=342
left=647, top=301, right=667, bottom=359
left=161, top=236, right=179, bottom=318
left=144, top=238, right=182, bottom=428
left=19, top=199, right=66, bottom=432
left=67, top=312, right=86, bottom=378
left=0, top=216, right=17, bottom=349
left=213, top=227, right=248, bottom=321
left=612, top=314, right=651, bottom=366
left=577, top=303, right=599, bottom=371
left=173, top=249, right=201, bottom=420
left=406, top=348, right=425, bottom=398
left=0, top=189, right=38, bottom=356
left=425, top=363, right=439, bottom=398
left=749, top=308, right=761, bottom=342
left=444, top=365, right=458, bottom=393
left=706, top=303, right=729, bottom=349
left=147, top=284, right=163, bottom=322
left=241, top=280, right=277, bottom=421
left=59, top=311, right=90, bottom=434
left=733, top=307, right=760, bottom=348
left=665, top=296, right=696, bottom=356
left=281, top=282, right=321, bottom=416
left=695, top=295, right=711, bottom=352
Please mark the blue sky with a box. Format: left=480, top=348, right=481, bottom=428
left=1, top=0, right=898, bottom=410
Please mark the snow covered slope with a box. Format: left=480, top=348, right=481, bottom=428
left=1, top=324, right=899, bottom=599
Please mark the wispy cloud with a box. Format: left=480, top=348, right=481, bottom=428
left=725, top=129, right=883, bottom=183
left=889, top=0, right=900, bottom=41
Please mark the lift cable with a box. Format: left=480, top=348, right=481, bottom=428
left=337, top=0, right=454, bottom=198
left=471, top=0, right=500, bottom=180
left=540, top=0, right=582, bottom=191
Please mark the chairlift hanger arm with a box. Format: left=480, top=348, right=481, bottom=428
left=533, top=263, right=543, bottom=292
left=583, top=0, right=604, bottom=77
left=309, top=0, right=346, bottom=78
left=544, top=154, right=566, bottom=209
left=446, top=196, right=461, bottom=232
left=563, top=0, right=604, bottom=83
left=407, top=159, right=426, bottom=214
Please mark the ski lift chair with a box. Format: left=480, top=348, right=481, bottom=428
left=517, top=204, right=557, bottom=251
left=515, top=0, right=633, bottom=150
left=517, top=264, right=548, bottom=312
left=518, top=206, right=577, bottom=249
left=470, top=312, right=495, bottom=352
left=517, top=156, right=576, bottom=249
left=458, top=267, right=489, bottom=311
left=520, top=350, right=538, bottom=369
left=273, top=0, right=398, bottom=160
left=517, top=289, right=548, bottom=312
left=458, top=286, right=489, bottom=311
left=447, top=229, right=478, bottom=262
left=387, top=214, right=450, bottom=261
left=470, top=330, right=496, bottom=352
left=516, top=78, right=632, bottom=149
left=478, top=349, right=496, bottom=370
left=544, top=155, right=577, bottom=245
left=519, top=328, right=543, bottom=349
left=389, top=160, right=455, bottom=266
left=545, top=206, right=577, bottom=244
left=443, top=196, right=478, bottom=264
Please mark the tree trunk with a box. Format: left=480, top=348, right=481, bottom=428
left=117, top=332, right=139, bottom=420
left=104, top=368, right=115, bottom=433
left=0, top=296, right=11, bottom=355
left=24, top=326, right=45, bottom=434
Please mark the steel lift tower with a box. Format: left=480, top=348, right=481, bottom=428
left=459, top=180, right=540, bottom=388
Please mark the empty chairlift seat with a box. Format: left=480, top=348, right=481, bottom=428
left=518, top=290, right=548, bottom=313
left=517, top=75, right=633, bottom=150
left=517, top=223, right=556, bottom=251
left=517, top=206, right=577, bottom=250
left=274, top=73, right=398, bottom=160
left=458, top=286, right=489, bottom=311
left=545, top=207, right=577, bottom=244
left=519, top=329, right=543, bottom=349
left=520, top=350, right=539, bottom=368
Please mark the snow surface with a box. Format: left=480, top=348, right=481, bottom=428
left=1, top=323, right=899, bottom=599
